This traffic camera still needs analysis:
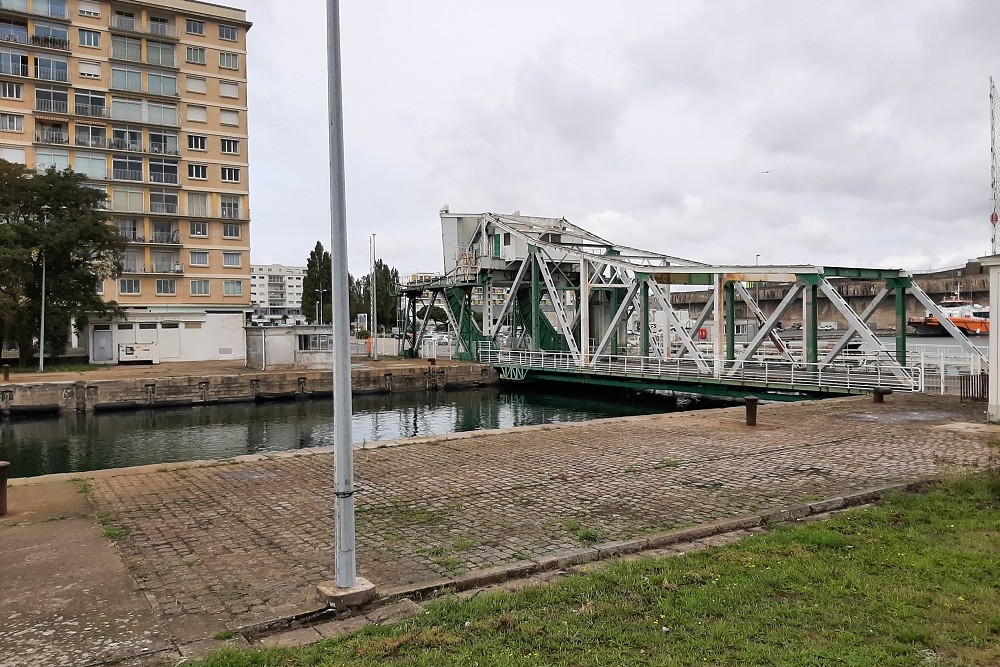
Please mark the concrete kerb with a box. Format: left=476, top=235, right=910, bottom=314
left=232, top=476, right=935, bottom=648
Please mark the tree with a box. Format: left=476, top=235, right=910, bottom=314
left=301, top=241, right=331, bottom=324
left=416, top=305, right=448, bottom=324
left=0, top=161, right=124, bottom=364
left=355, top=259, right=399, bottom=333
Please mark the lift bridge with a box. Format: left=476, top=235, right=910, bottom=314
left=398, top=211, right=988, bottom=400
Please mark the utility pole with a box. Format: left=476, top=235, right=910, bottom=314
left=38, top=205, right=49, bottom=372
left=992, top=78, right=1000, bottom=254
left=370, top=233, right=378, bottom=360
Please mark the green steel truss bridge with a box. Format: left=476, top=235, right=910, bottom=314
left=398, top=212, right=986, bottom=400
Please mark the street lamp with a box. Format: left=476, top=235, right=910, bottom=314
left=370, top=233, right=377, bottom=360
left=38, top=205, right=49, bottom=372
left=315, top=287, right=328, bottom=326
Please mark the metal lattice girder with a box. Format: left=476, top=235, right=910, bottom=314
left=817, top=279, right=913, bottom=381
left=909, top=283, right=989, bottom=366
left=732, top=282, right=794, bottom=362
left=590, top=279, right=641, bottom=363
left=732, top=282, right=805, bottom=368
left=676, top=297, right=714, bottom=360
left=535, top=250, right=581, bottom=358
left=490, top=255, right=531, bottom=335
left=822, top=286, right=891, bottom=364
left=648, top=280, right=711, bottom=370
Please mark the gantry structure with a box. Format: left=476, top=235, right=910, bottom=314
left=398, top=211, right=985, bottom=399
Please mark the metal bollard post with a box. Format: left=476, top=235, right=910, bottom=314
left=745, top=396, right=758, bottom=426
left=873, top=387, right=892, bottom=404
left=0, top=461, right=9, bottom=516
left=2, top=365, right=8, bottom=382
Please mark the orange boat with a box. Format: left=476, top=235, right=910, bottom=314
left=908, top=292, right=989, bottom=336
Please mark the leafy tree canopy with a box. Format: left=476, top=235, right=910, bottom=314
left=0, top=161, right=124, bottom=363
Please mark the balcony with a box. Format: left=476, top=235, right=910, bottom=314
left=74, top=104, right=108, bottom=118
left=110, top=46, right=141, bottom=62
left=110, top=78, right=142, bottom=93
left=0, top=0, right=68, bottom=20
left=119, top=231, right=144, bottom=243
left=220, top=208, right=244, bottom=220
left=0, top=62, right=28, bottom=77
left=150, top=230, right=180, bottom=244
left=75, top=135, right=109, bottom=149
left=109, top=16, right=177, bottom=39
left=0, top=30, right=27, bottom=45
left=34, top=129, right=69, bottom=144
left=35, top=67, right=68, bottom=82
left=149, top=172, right=178, bottom=185
left=149, top=142, right=180, bottom=156
left=150, top=260, right=182, bottom=274
left=30, top=34, right=69, bottom=50
left=111, top=168, right=143, bottom=182
left=109, top=137, right=143, bottom=152
left=122, top=260, right=145, bottom=273
left=34, top=98, right=68, bottom=114
left=146, top=54, right=176, bottom=68
left=150, top=202, right=178, bottom=215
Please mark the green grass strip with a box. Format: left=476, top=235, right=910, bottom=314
left=195, top=473, right=1000, bottom=666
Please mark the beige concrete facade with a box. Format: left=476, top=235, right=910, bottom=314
left=0, top=0, right=252, bottom=362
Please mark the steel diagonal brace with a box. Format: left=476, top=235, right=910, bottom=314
left=414, top=291, right=439, bottom=350
left=648, top=280, right=710, bottom=370
left=822, top=287, right=890, bottom=364
left=818, top=280, right=912, bottom=381
left=677, top=297, right=714, bottom=359
left=909, top=284, right=989, bottom=366
left=731, top=283, right=804, bottom=368
left=536, top=252, right=582, bottom=358
left=732, top=282, right=794, bottom=362
left=590, top=278, right=641, bottom=364
left=491, top=256, right=531, bottom=334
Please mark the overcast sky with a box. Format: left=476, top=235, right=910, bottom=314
left=239, top=0, right=999, bottom=278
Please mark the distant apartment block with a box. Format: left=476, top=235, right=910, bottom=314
left=250, top=263, right=305, bottom=323
left=0, top=0, right=252, bottom=363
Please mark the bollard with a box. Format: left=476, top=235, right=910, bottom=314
left=0, top=461, right=9, bottom=516
left=745, top=396, right=758, bottom=426
left=1, top=365, right=8, bottom=382
left=428, top=357, right=436, bottom=366
left=873, top=387, right=893, bottom=404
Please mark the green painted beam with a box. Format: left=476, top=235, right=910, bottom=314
left=640, top=280, right=650, bottom=357
left=820, top=267, right=906, bottom=279
left=895, top=286, right=907, bottom=365
left=807, top=284, right=819, bottom=365
left=521, top=371, right=828, bottom=401
left=725, top=281, right=736, bottom=361
left=530, top=250, right=540, bottom=352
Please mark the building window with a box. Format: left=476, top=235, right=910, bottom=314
left=148, top=17, right=171, bottom=37
left=78, top=60, right=100, bottom=78
left=186, top=76, right=206, bottom=94
left=119, top=278, right=140, bottom=294
left=110, top=186, right=143, bottom=213
left=188, top=163, right=207, bottom=180
left=189, top=251, right=208, bottom=266
left=74, top=153, right=106, bottom=179
left=75, top=123, right=105, bottom=149
left=112, top=154, right=142, bottom=181
left=0, top=145, right=25, bottom=163
left=149, top=189, right=178, bottom=214
left=96, top=279, right=104, bottom=294
left=149, top=159, right=178, bottom=184
left=78, top=0, right=100, bottom=17
left=111, top=35, right=140, bottom=62
left=0, top=113, right=24, bottom=132
left=75, top=91, right=105, bottom=119
left=223, top=252, right=241, bottom=267
left=220, top=138, right=239, bottom=154
left=185, top=18, right=204, bottom=35
left=187, top=192, right=208, bottom=217
left=156, top=279, right=176, bottom=295
left=110, top=126, right=141, bottom=151
left=79, top=29, right=100, bottom=47
left=220, top=195, right=240, bottom=218
left=146, top=41, right=174, bottom=67
left=0, top=51, right=28, bottom=77
left=149, top=131, right=177, bottom=155
left=189, top=220, right=208, bottom=236
left=222, top=223, right=240, bottom=238
left=223, top=280, right=242, bottom=296
left=221, top=167, right=240, bottom=183
left=190, top=279, right=210, bottom=296
left=110, top=97, right=142, bottom=122
left=147, top=72, right=177, bottom=97
left=34, top=55, right=68, bottom=82
left=111, top=66, right=141, bottom=92
left=34, top=85, right=67, bottom=113
left=219, top=81, right=238, bottom=98
left=187, top=134, right=206, bottom=151
left=35, top=148, right=69, bottom=171
left=187, top=105, right=207, bottom=123
left=219, top=52, right=239, bottom=70
left=219, top=109, right=239, bottom=126
left=147, top=102, right=177, bottom=126
left=185, top=46, right=205, bottom=65
left=0, top=82, right=22, bottom=100
left=219, top=24, right=237, bottom=41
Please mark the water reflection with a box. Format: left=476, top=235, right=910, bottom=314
left=1, top=386, right=681, bottom=478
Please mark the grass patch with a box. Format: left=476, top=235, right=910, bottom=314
left=453, top=536, right=475, bottom=551
left=561, top=517, right=607, bottom=544
left=213, top=630, right=236, bottom=641
left=98, top=515, right=128, bottom=541
left=191, top=472, right=1000, bottom=667
left=70, top=478, right=92, bottom=495
left=654, top=458, right=680, bottom=469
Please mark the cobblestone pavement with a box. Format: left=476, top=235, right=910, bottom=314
left=89, top=394, right=998, bottom=639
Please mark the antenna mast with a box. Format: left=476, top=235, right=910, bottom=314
left=992, top=78, right=1000, bottom=254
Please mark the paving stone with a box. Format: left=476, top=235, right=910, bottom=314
left=365, top=599, right=423, bottom=625
left=314, top=615, right=370, bottom=638
left=255, top=627, right=323, bottom=648
left=83, top=393, right=993, bottom=637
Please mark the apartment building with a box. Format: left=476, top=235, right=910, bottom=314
left=250, top=263, right=305, bottom=324
left=0, top=0, right=252, bottom=363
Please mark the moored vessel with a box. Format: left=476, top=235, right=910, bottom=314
left=908, top=292, right=990, bottom=336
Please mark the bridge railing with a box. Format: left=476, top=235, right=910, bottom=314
left=477, top=344, right=922, bottom=392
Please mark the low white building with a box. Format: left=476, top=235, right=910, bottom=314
left=88, top=310, right=247, bottom=364
left=250, top=264, right=306, bottom=324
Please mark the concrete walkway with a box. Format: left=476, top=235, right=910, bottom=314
left=1, top=393, right=997, bottom=665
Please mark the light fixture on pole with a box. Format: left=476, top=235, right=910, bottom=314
left=370, top=233, right=377, bottom=361
left=315, top=286, right=328, bottom=326
left=38, top=205, right=49, bottom=372
left=316, top=0, right=373, bottom=603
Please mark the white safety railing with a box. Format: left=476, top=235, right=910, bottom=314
left=478, top=343, right=922, bottom=393
left=908, top=344, right=987, bottom=396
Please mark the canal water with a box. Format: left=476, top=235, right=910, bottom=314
left=1, top=386, right=698, bottom=478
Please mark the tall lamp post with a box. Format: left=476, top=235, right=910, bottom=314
left=370, top=233, right=377, bottom=360
left=315, top=287, right=328, bottom=326
left=38, top=205, right=49, bottom=372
